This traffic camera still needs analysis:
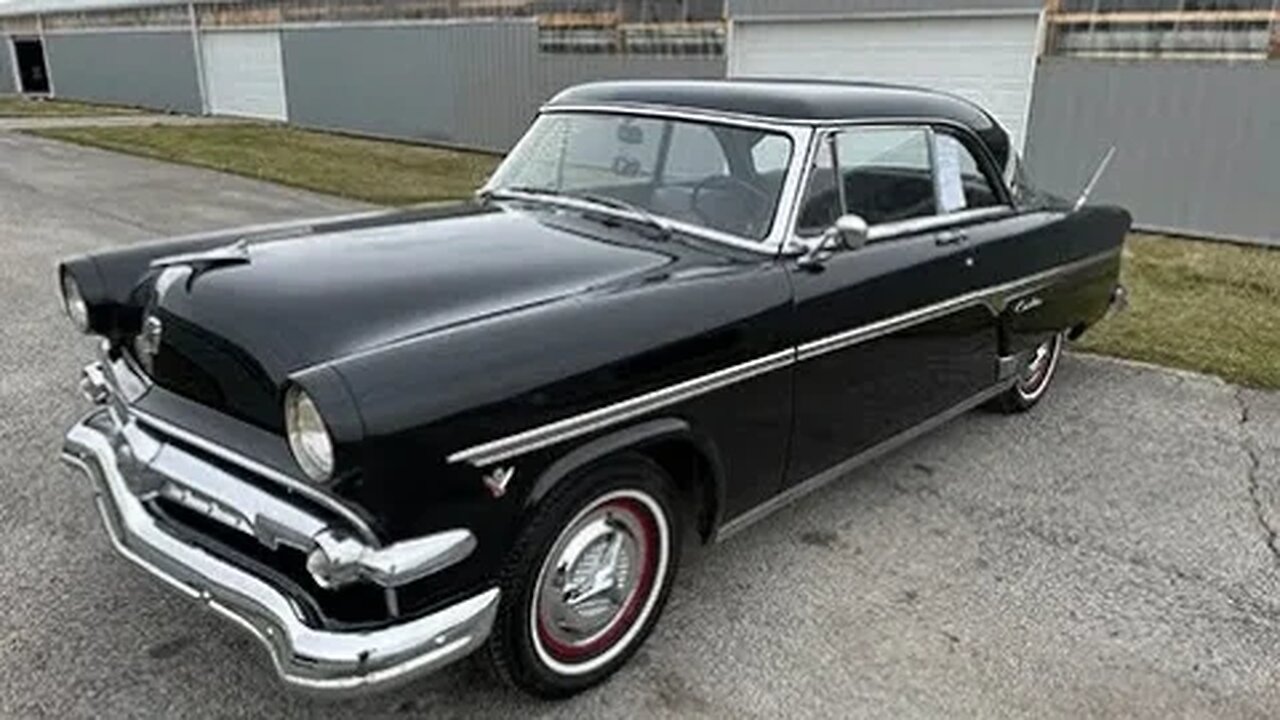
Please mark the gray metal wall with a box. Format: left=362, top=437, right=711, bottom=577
left=0, top=36, right=14, bottom=94
left=1024, top=58, right=1278, bottom=244
left=283, top=20, right=724, bottom=152
left=727, top=0, right=1040, bottom=17
left=45, top=31, right=202, bottom=113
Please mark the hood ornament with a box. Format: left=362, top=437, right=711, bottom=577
left=150, top=239, right=251, bottom=271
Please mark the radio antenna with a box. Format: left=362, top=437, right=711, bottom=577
left=1074, top=146, right=1116, bottom=211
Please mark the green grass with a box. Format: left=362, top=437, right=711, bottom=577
left=25, top=124, right=502, bottom=205
left=0, top=96, right=143, bottom=117
left=1075, top=233, right=1280, bottom=389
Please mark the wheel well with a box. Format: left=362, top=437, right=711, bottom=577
left=636, top=438, right=718, bottom=544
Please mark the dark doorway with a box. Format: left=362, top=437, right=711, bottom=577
left=13, top=38, right=50, bottom=94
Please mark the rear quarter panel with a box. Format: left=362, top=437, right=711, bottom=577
left=971, top=205, right=1131, bottom=355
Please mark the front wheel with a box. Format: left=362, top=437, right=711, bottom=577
left=993, top=331, right=1065, bottom=413
left=481, top=455, right=680, bottom=698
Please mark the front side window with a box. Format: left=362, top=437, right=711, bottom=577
left=489, top=113, right=794, bottom=241
left=796, top=127, right=937, bottom=235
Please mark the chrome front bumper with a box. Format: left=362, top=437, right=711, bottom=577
left=62, top=384, right=499, bottom=697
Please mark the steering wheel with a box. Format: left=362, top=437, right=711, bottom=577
left=690, top=175, right=772, bottom=237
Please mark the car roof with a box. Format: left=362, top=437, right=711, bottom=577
left=546, top=79, right=1012, bottom=170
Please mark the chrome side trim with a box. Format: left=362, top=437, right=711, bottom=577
left=448, top=248, right=1119, bottom=468
left=714, top=379, right=1016, bottom=543
left=447, top=348, right=797, bottom=467
left=797, top=295, right=988, bottom=363
left=798, top=248, right=1119, bottom=362
left=61, top=417, right=499, bottom=697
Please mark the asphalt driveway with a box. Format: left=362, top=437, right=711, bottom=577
left=2, top=131, right=1279, bottom=719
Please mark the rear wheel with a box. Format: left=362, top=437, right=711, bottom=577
left=994, top=331, right=1065, bottom=413
left=482, top=455, right=679, bottom=698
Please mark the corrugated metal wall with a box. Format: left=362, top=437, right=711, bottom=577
left=1024, top=58, right=1278, bottom=245
left=45, top=30, right=203, bottom=112
left=0, top=36, right=14, bottom=93
left=282, top=20, right=725, bottom=151
left=727, top=0, right=1040, bottom=17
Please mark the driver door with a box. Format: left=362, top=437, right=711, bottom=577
left=784, top=125, right=1000, bottom=486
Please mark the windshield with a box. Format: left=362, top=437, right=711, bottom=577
left=488, top=112, right=794, bottom=241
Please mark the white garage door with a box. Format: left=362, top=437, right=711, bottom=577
left=201, top=31, right=287, bottom=121
left=729, top=14, right=1040, bottom=149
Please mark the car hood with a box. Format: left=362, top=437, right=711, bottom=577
left=144, top=205, right=673, bottom=428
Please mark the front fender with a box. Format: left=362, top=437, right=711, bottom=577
left=523, top=417, right=729, bottom=540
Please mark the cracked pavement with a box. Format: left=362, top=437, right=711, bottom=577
left=2, top=132, right=1280, bottom=718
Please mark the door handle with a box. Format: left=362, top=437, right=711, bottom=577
left=935, top=229, right=968, bottom=246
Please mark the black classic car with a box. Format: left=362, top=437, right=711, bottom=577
left=57, top=80, right=1130, bottom=698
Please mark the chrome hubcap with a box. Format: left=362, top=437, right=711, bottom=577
left=532, top=492, right=663, bottom=670
left=1018, top=334, right=1060, bottom=396
left=543, top=516, right=638, bottom=639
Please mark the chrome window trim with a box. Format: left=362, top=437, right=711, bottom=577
left=866, top=206, right=1017, bottom=244
left=539, top=102, right=810, bottom=135
left=482, top=104, right=815, bottom=255
left=788, top=122, right=1017, bottom=247
left=449, top=248, right=1120, bottom=468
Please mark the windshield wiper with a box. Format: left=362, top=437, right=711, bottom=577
left=476, top=185, right=563, bottom=203
left=480, top=186, right=673, bottom=241
left=566, top=192, right=673, bottom=241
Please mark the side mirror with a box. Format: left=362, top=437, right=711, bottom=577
left=795, top=214, right=870, bottom=271
left=828, top=214, right=869, bottom=250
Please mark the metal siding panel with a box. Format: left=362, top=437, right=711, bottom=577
left=41, top=31, right=201, bottom=112
left=443, top=21, right=725, bottom=150
left=201, top=31, right=287, bottom=121
left=728, top=16, right=1038, bottom=147
left=282, top=26, right=454, bottom=143
left=282, top=20, right=723, bottom=152
left=727, top=0, right=1041, bottom=17
left=1024, top=58, right=1279, bottom=244
left=446, top=21, right=539, bottom=151
left=0, top=35, right=14, bottom=94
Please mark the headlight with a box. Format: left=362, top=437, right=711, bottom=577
left=61, top=272, right=90, bottom=333
left=285, top=386, right=334, bottom=483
